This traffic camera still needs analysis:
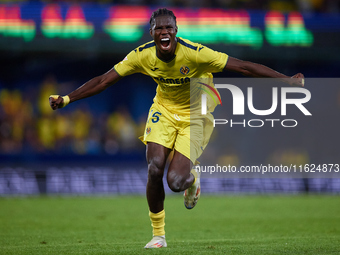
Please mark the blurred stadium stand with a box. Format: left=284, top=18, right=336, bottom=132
left=0, top=1, right=340, bottom=195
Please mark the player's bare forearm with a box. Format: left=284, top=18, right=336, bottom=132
left=225, top=57, right=287, bottom=78
left=68, top=76, right=108, bottom=103
left=225, top=57, right=304, bottom=86
left=49, top=68, right=121, bottom=110
left=68, top=69, right=122, bottom=103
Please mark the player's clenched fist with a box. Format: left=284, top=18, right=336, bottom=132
left=290, top=73, right=305, bottom=87
left=49, top=95, right=70, bottom=110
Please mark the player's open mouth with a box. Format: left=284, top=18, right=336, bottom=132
left=160, top=38, right=171, bottom=50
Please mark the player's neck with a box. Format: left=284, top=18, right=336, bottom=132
left=156, top=51, right=176, bottom=62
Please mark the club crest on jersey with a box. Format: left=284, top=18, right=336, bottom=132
left=180, top=66, right=190, bottom=75
left=146, top=127, right=151, bottom=135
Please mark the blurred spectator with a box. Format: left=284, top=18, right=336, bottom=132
left=296, top=0, right=340, bottom=13
left=0, top=79, right=143, bottom=155
left=269, top=0, right=297, bottom=12
left=0, top=89, right=34, bottom=154
left=106, top=106, right=138, bottom=152
left=38, top=75, right=58, bottom=116
left=267, top=148, right=310, bottom=166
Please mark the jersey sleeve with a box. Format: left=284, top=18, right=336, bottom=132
left=195, top=46, right=229, bottom=73
left=113, top=49, right=142, bottom=77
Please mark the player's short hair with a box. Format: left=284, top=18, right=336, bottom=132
left=149, top=8, right=177, bottom=27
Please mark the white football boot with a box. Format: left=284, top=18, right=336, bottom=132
left=144, top=235, right=167, bottom=248
left=184, top=168, right=201, bottom=209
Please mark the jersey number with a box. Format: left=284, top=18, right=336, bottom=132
left=151, top=112, right=162, bottom=123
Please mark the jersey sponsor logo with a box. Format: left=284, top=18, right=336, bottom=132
left=180, top=66, right=190, bottom=75
left=154, top=77, right=190, bottom=85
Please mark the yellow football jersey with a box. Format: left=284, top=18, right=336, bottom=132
left=114, top=37, right=228, bottom=115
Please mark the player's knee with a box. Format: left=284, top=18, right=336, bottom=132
left=147, top=161, right=164, bottom=182
left=167, top=172, right=186, bottom=192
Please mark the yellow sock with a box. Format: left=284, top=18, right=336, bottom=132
left=149, top=210, right=165, bottom=236
left=191, top=168, right=198, bottom=185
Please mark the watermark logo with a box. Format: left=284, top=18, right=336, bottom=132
left=198, top=82, right=222, bottom=115
left=198, top=81, right=311, bottom=128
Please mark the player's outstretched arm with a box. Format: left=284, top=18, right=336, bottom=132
left=225, top=56, right=304, bottom=87
left=49, top=68, right=122, bottom=110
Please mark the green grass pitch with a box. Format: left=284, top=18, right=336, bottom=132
left=0, top=195, right=339, bottom=254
